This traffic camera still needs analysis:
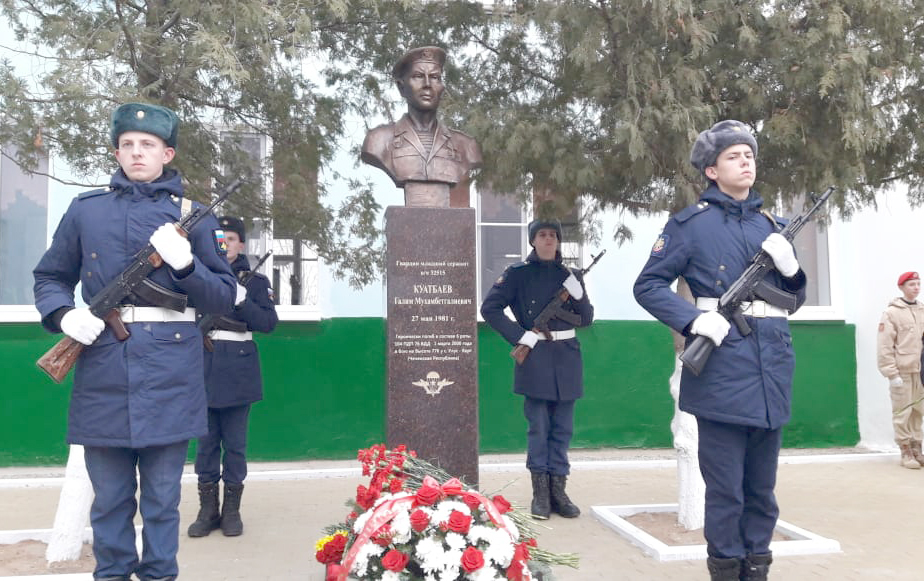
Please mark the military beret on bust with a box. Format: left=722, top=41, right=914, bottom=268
left=392, top=46, right=447, bottom=79
left=689, top=119, right=758, bottom=173
left=528, top=219, right=562, bottom=245
left=218, top=216, right=246, bottom=242
left=898, top=271, right=919, bottom=286
left=110, top=103, right=179, bottom=148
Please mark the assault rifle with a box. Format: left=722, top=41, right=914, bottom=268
left=511, top=249, right=606, bottom=365
left=200, top=250, right=272, bottom=352
left=679, top=186, right=835, bottom=376
left=36, top=179, right=243, bottom=383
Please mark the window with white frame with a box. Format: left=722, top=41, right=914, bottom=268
left=780, top=195, right=832, bottom=309
left=476, top=185, right=583, bottom=305
left=218, top=130, right=320, bottom=317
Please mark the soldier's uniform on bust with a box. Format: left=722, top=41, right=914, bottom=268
left=362, top=114, right=481, bottom=188
left=360, top=46, right=482, bottom=207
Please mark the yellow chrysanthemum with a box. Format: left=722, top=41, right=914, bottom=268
left=315, top=530, right=349, bottom=552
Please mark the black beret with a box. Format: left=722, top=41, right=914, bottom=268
left=690, top=120, right=758, bottom=173
left=110, top=103, right=179, bottom=148
left=218, top=216, right=246, bottom=242
left=528, top=219, right=562, bottom=245
left=392, top=46, right=447, bottom=79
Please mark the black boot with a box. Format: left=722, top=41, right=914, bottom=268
left=706, top=556, right=741, bottom=581
left=740, top=553, right=772, bottom=580
left=187, top=481, right=221, bottom=537
left=529, top=472, right=551, bottom=520
left=549, top=474, right=580, bottom=518
left=220, top=482, right=245, bottom=536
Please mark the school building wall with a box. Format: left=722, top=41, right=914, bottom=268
left=1, top=318, right=859, bottom=467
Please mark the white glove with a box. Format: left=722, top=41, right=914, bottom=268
left=60, top=308, right=105, bottom=346
left=890, top=376, right=905, bottom=388
left=563, top=274, right=584, bottom=300
left=235, top=283, right=248, bottom=306
left=518, top=330, right=540, bottom=349
left=149, top=223, right=193, bottom=270
left=690, top=311, right=731, bottom=347
left=761, top=233, right=799, bottom=277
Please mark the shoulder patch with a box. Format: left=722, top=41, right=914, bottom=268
left=651, top=234, right=670, bottom=257
left=213, top=229, right=228, bottom=255
left=674, top=201, right=711, bottom=224
left=878, top=322, right=885, bottom=333
left=77, top=187, right=112, bottom=200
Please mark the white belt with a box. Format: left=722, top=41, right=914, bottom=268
left=208, top=329, right=253, bottom=342
left=536, top=329, right=576, bottom=341
left=695, top=297, right=788, bottom=318
left=119, top=306, right=196, bottom=323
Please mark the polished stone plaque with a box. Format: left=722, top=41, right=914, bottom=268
left=385, top=206, right=479, bottom=485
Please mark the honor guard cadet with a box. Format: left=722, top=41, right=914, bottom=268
left=33, top=103, right=236, bottom=581
left=634, top=120, right=807, bottom=581
left=480, top=220, right=594, bottom=520
left=188, top=216, right=278, bottom=538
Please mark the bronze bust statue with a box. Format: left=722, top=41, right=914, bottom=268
left=361, top=46, right=483, bottom=207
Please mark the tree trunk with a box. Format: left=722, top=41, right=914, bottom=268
left=45, top=444, right=93, bottom=563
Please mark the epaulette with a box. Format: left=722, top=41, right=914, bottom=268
left=673, top=200, right=711, bottom=223
left=166, top=193, right=195, bottom=216
left=509, top=261, right=528, bottom=269
left=77, top=187, right=113, bottom=200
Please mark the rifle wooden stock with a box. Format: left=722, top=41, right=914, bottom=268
left=510, top=344, right=530, bottom=365
left=36, top=336, right=84, bottom=383
left=36, top=309, right=128, bottom=383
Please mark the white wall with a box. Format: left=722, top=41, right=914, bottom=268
left=835, top=183, right=922, bottom=450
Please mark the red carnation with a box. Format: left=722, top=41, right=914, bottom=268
left=410, top=509, right=431, bottom=532
left=381, top=549, right=410, bottom=572
left=492, top=494, right=513, bottom=514
left=447, top=510, right=472, bottom=534
left=461, top=546, right=485, bottom=573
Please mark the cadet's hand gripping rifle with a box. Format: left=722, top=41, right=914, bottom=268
left=679, top=186, right=834, bottom=376
left=200, top=250, right=272, bottom=352
left=511, top=249, right=606, bottom=365
left=36, top=179, right=243, bottom=383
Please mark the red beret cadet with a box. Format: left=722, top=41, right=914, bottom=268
left=898, top=271, right=919, bottom=286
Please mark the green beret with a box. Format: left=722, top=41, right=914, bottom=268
left=690, top=120, right=758, bottom=173
left=392, top=46, right=447, bottom=79
left=110, top=103, right=179, bottom=148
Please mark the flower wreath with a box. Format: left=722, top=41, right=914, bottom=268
left=316, top=444, right=576, bottom=580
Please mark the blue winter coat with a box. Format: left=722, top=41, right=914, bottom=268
left=203, top=254, right=278, bottom=408
left=480, top=250, right=594, bottom=401
left=633, top=185, right=807, bottom=429
left=33, top=169, right=237, bottom=448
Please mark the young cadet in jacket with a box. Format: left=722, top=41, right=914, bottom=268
left=877, top=271, right=924, bottom=469
left=33, top=103, right=236, bottom=581
left=480, top=220, right=594, bottom=520
left=188, top=216, right=278, bottom=538
left=634, top=120, right=807, bottom=581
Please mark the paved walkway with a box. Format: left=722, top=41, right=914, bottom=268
left=0, top=448, right=919, bottom=580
